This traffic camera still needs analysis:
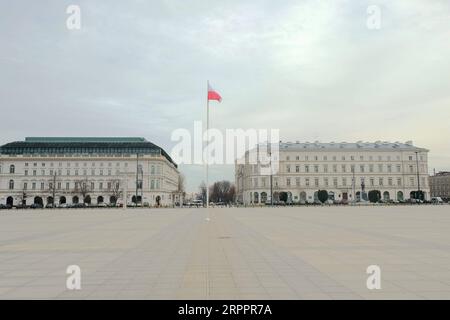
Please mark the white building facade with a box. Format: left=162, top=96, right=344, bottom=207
left=235, top=141, right=430, bottom=204
left=0, top=137, right=181, bottom=207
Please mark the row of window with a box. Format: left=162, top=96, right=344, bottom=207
left=249, top=163, right=426, bottom=174
left=1, top=164, right=163, bottom=175
left=284, top=154, right=425, bottom=162
left=284, top=163, right=426, bottom=174
left=250, top=176, right=427, bottom=188
left=7, top=179, right=164, bottom=191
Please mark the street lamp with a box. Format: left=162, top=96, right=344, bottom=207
left=415, top=151, right=421, bottom=201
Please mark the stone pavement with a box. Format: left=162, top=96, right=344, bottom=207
left=0, top=205, right=450, bottom=299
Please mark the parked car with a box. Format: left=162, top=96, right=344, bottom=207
left=0, top=204, right=12, bottom=210
left=30, top=203, right=43, bottom=209
left=97, top=203, right=108, bottom=208
left=45, top=203, right=55, bottom=208
left=58, top=203, right=68, bottom=208
left=431, top=197, right=444, bottom=204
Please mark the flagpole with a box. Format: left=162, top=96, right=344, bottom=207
left=206, top=80, right=210, bottom=209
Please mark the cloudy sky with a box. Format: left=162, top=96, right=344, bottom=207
left=0, top=0, right=449, bottom=192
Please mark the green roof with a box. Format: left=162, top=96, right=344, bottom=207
left=0, top=137, right=177, bottom=168
left=25, top=137, right=146, bottom=143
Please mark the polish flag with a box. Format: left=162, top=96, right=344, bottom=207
left=207, top=82, right=222, bottom=102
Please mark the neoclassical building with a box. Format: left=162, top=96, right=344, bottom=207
left=0, top=137, right=181, bottom=207
left=235, top=141, right=430, bottom=204
left=429, top=171, right=450, bottom=200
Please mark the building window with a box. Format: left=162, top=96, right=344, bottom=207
left=324, top=178, right=329, bottom=186
left=323, top=165, right=328, bottom=173
left=9, top=180, right=14, bottom=190
left=23, top=182, right=27, bottom=190
left=286, top=165, right=291, bottom=173
left=296, top=178, right=300, bottom=186
left=388, top=178, right=393, bottom=186
left=342, top=178, right=346, bottom=186
left=9, top=165, right=15, bottom=174
left=370, top=178, right=374, bottom=186
left=333, top=178, right=338, bottom=187
left=378, top=164, right=383, bottom=172
left=32, top=182, right=36, bottom=190
left=40, top=182, right=44, bottom=190
left=314, top=165, right=319, bottom=173
left=305, top=165, right=309, bottom=173
left=295, top=165, right=300, bottom=173
left=397, top=178, right=402, bottom=186
left=305, top=178, right=310, bottom=186
left=286, top=178, right=291, bottom=186
left=379, top=178, right=383, bottom=186
left=25, top=170, right=28, bottom=176
left=360, top=165, right=365, bottom=173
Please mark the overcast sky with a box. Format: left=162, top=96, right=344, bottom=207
left=0, top=0, right=449, bottom=192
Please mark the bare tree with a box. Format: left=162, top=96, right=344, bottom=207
left=47, top=173, right=60, bottom=205
left=209, top=180, right=236, bottom=204
left=107, top=179, right=122, bottom=204
left=19, top=185, right=27, bottom=206
left=198, top=181, right=207, bottom=205
left=178, top=174, right=186, bottom=201
left=73, top=177, right=92, bottom=202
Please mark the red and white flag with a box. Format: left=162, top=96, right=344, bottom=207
left=207, top=82, right=222, bottom=102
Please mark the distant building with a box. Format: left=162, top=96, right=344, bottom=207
left=235, top=141, right=430, bottom=204
left=429, top=171, right=450, bottom=200
left=0, top=137, right=181, bottom=207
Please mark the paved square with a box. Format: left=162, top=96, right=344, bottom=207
left=1, top=205, right=450, bottom=299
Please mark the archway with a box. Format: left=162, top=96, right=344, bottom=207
left=261, top=192, right=267, bottom=203
left=383, top=191, right=390, bottom=201
left=84, top=195, right=91, bottom=205
left=397, top=191, right=404, bottom=201
left=287, top=192, right=292, bottom=204
left=72, top=196, right=79, bottom=204
left=34, top=196, right=43, bottom=206
left=299, top=191, right=307, bottom=201
left=273, top=192, right=280, bottom=202
left=59, top=196, right=66, bottom=204
left=356, top=191, right=361, bottom=201
left=156, top=195, right=161, bottom=206
left=279, top=192, right=288, bottom=202
left=109, top=196, right=117, bottom=204
left=254, top=192, right=259, bottom=204
left=46, top=196, right=54, bottom=205
left=328, top=191, right=335, bottom=201
left=97, top=196, right=104, bottom=204
left=6, top=196, right=13, bottom=206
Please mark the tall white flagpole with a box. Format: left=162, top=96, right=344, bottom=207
left=206, top=80, right=210, bottom=208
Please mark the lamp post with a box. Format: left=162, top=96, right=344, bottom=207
left=269, top=150, right=273, bottom=206
left=415, top=151, right=421, bottom=201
